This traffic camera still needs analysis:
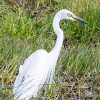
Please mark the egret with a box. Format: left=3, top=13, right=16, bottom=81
left=13, top=9, right=88, bottom=100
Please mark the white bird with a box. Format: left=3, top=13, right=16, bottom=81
left=13, top=9, right=88, bottom=100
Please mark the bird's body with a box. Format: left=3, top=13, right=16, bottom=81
left=13, top=50, right=56, bottom=99
left=13, top=9, right=88, bottom=100
left=13, top=49, right=60, bottom=100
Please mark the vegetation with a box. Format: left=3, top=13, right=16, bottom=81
left=0, top=0, right=100, bottom=99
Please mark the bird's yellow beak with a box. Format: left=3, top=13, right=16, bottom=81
left=72, top=15, right=88, bottom=24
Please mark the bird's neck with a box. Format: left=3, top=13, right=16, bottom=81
left=50, top=17, right=64, bottom=57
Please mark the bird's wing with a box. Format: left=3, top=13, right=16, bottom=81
left=13, top=50, right=51, bottom=99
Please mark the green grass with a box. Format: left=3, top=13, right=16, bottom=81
left=0, top=0, right=100, bottom=99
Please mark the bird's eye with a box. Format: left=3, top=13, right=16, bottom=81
left=67, top=13, right=72, bottom=17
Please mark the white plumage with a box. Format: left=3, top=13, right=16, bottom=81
left=13, top=9, right=88, bottom=100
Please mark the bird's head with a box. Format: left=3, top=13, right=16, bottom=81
left=56, top=9, right=88, bottom=24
